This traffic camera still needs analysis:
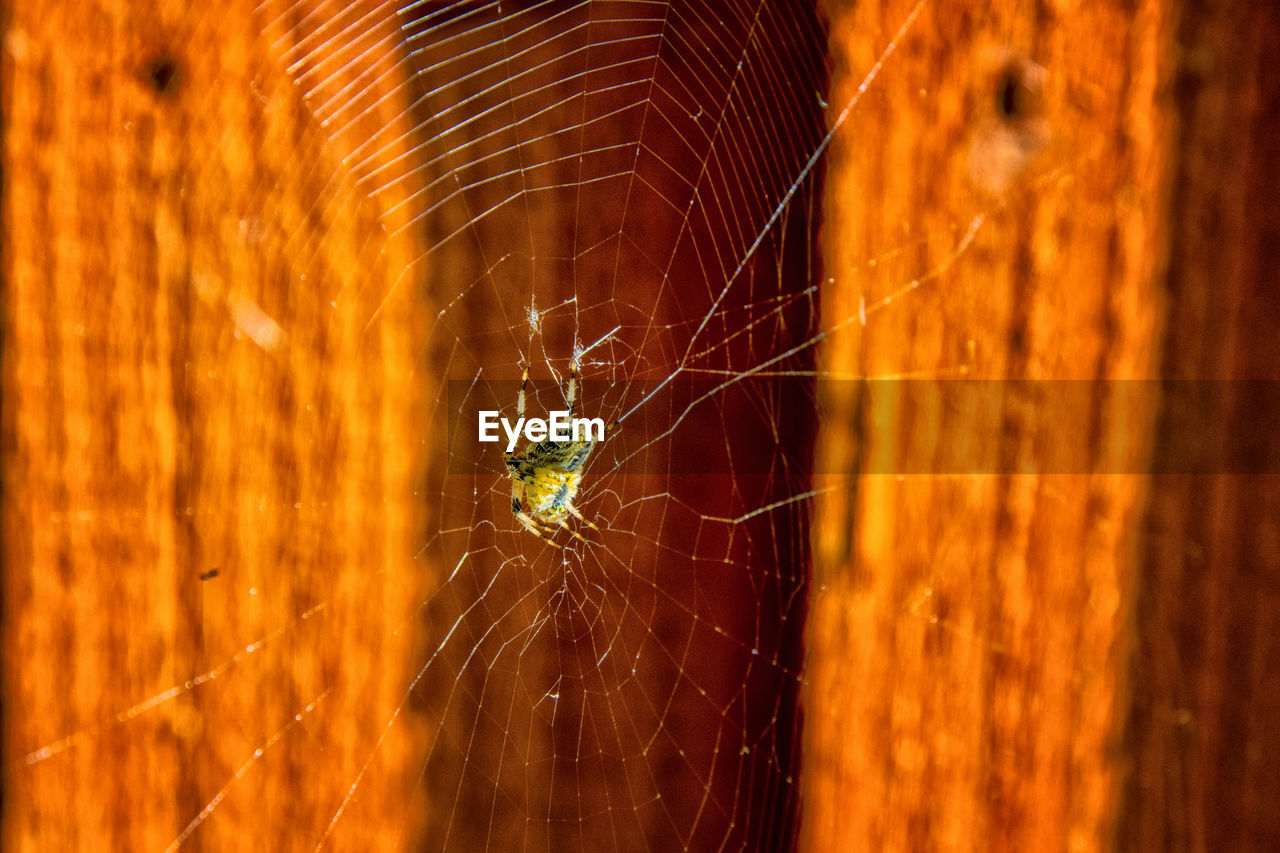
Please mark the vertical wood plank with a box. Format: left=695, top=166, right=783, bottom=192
left=807, top=0, right=1169, bottom=850
left=1121, top=1, right=1280, bottom=850
left=2, top=1, right=428, bottom=849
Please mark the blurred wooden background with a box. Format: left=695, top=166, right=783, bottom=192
left=809, top=0, right=1280, bottom=851
left=3, top=0, right=1278, bottom=851
left=2, top=1, right=428, bottom=849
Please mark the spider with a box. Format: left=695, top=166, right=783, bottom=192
left=504, top=361, right=611, bottom=547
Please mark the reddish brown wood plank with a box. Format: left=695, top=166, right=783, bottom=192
left=1121, top=1, right=1280, bottom=850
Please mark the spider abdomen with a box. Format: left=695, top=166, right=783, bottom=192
left=521, top=466, right=583, bottom=521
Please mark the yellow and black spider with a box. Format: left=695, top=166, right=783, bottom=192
left=504, top=362, right=611, bottom=547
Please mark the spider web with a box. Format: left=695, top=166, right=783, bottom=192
left=260, top=1, right=931, bottom=850
left=12, top=1, right=1000, bottom=850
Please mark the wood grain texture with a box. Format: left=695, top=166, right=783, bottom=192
left=1120, top=1, right=1280, bottom=850
left=2, top=1, right=429, bottom=849
left=5, top=0, right=1279, bottom=851
left=806, top=0, right=1279, bottom=852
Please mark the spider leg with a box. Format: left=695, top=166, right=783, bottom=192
left=504, top=363, right=531, bottom=464
left=512, top=479, right=570, bottom=547
left=565, top=360, right=579, bottom=418
left=515, top=510, right=568, bottom=548
left=565, top=362, right=620, bottom=441
left=556, top=517, right=590, bottom=544
left=563, top=502, right=601, bottom=533
left=516, top=361, right=529, bottom=423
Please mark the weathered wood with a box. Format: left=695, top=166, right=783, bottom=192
left=807, top=0, right=1280, bottom=851
left=1120, top=1, right=1280, bottom=849
left=6, top=0, right=1279, bottom=850
left=2, top=1, right=428, bottom=849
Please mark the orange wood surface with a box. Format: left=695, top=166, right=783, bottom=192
left=2, top=1, right=429, bottom=849
left=807, top=1, right=1280, bottom=851
left=4, top=1, right=1278, bottom=851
